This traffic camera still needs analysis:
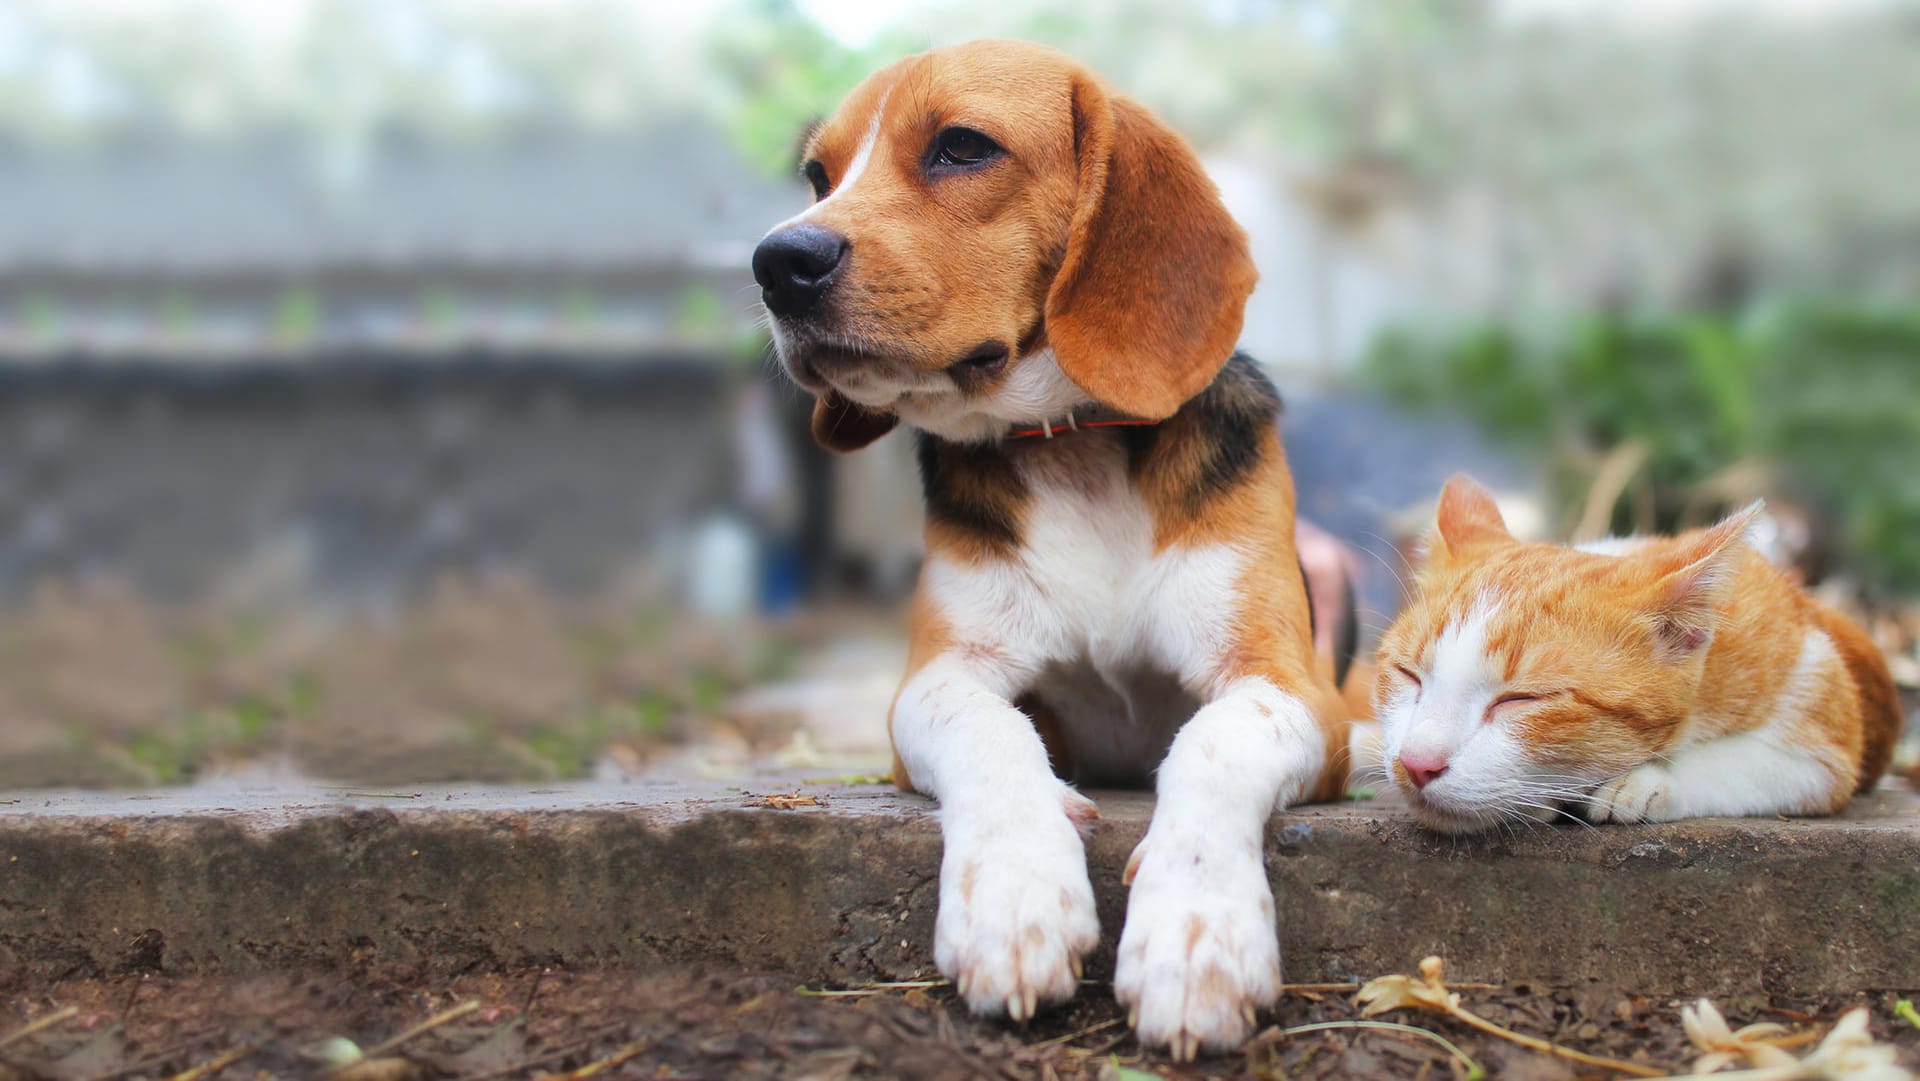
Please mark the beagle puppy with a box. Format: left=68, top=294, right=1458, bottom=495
left=752, top=40, right=1355, bottom=1060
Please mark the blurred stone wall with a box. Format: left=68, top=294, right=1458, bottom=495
left=0, top=353, right=733, bottom=609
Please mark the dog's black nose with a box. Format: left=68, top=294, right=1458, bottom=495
left=752, top=224, right=848, bottom=318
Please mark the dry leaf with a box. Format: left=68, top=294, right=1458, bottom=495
left=1356, top=955, right=1461, bottom=1018
left=1682, top=999, right=1796, bottom=1074
left=1355, top=957, right=1662, bottom=1078
left=745, top=790, right=823, bottom=810
left=1796, top=1009, right=1911, bottom=1081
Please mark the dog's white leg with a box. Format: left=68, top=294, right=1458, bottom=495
left=893, top=654, right=1101, bottom=1022
left=1114, top=675, right=1324, bottom=1060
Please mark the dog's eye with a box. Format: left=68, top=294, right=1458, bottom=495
left=803, top=160, right=830, bottom=200
left=930, top=127, right=1002, bottom=171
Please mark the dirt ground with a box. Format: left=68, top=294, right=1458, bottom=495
left=0, top=965, right=1914, bottom=1080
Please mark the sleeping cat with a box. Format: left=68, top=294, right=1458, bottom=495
left=1369, top=474, right=1900, bottom=833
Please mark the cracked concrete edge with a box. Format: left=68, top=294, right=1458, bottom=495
left=0, top=783, right=1914, bottom=999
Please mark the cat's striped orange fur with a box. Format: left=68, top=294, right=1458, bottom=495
left=1370, top=474, right=1899, bottom=832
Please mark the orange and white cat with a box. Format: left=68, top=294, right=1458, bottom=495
left=1370, top=474, right=1900, bottom=832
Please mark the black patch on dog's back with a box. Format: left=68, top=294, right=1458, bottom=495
left=1185, top=353, right=1280, bottom=506
left=1126, top=353, right=1282, bottom=514
left=916, top=433, right=1027, bottom=556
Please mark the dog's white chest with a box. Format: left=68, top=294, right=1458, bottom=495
left=921, top=440, right=1239, bottom=779
left=926, top=441, right=1150, bottom=665
left=1021, top=446, right=1157, bottom=653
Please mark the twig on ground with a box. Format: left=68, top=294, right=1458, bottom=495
left=1357, top=956, right=1665, bottom=1077
left=521, top=969, right=547, bottom=1020
left=744, top=790, right=824, bottom=810
left=1029, top=1017, right=1124, bottom=1050
left=794, top=980, right=948, bottom=997
left=359, top=999, right=482, bottom=1060
left=1076, top=1030, right=1131, bottom=1059
left=462, top=1023, right=632, bottom=1081
left=1283, top=981, right=1499, bottom=993
left=537, top=1038, right=654, bottom=1080
left=0, top=1005, right=80, bottom=1051
left=93, top=1027, right=230, bottom=1080
left=1273, top=1019, right=1485, bottom=1080
left=870, top=1010, right=1020, bottom=1081
left=166, top=1044, right=253, bottom=1081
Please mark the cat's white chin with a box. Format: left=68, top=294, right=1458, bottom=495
left=1402, top=787, right=1564, bottom=835
left=1406, top=799, right=1502, bottom=834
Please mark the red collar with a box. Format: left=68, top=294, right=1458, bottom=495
left=1005, top=404, right=1158, bottom=441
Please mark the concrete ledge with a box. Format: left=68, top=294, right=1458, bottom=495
left=1, top=776, right=1915, bottom=998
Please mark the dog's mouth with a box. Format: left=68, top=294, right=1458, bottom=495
left=945, top=341, right=1010, bottom=393
left=780, top=334, right=1016, bottom=407
left=782, top=354, right=828, bottom=393
left=776, top=335, right=885, bottom=391
left=778, top=339, right=938, bottom=411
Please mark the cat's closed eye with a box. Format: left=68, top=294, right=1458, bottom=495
left=1485, top=691, right=1553, bottom=723
left=1392, top=665, right=1423, bottom=699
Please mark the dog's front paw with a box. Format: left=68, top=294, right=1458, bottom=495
left=934, top=795, right=1100, bottom=1022
left=1113, top=832, right=1280, bottom=1061
left=1586, top=764, right=1675, bottom=823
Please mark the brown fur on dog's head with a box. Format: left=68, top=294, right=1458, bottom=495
left=759, top=40, right=1257, bottom=449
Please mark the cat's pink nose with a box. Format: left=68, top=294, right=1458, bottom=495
left=1399, top=752, right=1450, bottom=790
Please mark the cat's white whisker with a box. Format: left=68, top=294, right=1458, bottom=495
left=1356, top=532, right=1413, bottom=601
left=1506, top=796, right=1599, bottom=831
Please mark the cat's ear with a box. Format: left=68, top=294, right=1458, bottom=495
left=1427, top=474, right=1514, bottom=564
left=1650, top=501, right=1764, bottom=659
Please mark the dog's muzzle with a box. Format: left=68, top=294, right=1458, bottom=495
left=753, top=224, right=848, bottom=319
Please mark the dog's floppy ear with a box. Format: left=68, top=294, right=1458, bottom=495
left=810, top=390, right=898, bottom=452
left=1044, top=72, right=1258, bottom=421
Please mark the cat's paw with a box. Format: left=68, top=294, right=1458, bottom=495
left=1113, top=831, right=1280, bottom=1061
left=934, top=792, right=1101, bottom=1022
left=1586, top=764, right=1676, bottom=823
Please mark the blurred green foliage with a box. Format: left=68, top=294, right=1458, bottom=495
left=271, top=287, right=321, bottom=347
left=706, top=0, right=904, bottom=177
left=1365, top=303, right=1920, bottom=594
left=699, top=0, right=1474, bottom=179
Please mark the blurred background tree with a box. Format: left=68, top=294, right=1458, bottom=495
left=1, top=0, right=1916, bottom=785
left=1366, top=304, right=1920, bottom=594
